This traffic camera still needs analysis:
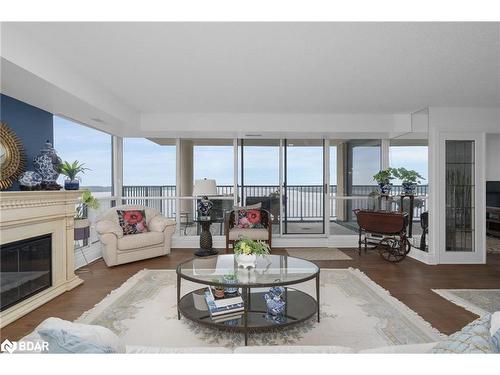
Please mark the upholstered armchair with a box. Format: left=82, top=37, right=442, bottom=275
left=96, top=205, right=175, bottom=267
left=225, top=208, right=272, bottom=253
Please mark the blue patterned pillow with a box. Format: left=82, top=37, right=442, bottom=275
left=430, top=314, right=495, bottom=354
left=492, top=329, right=500, bottom=353
left=38, top=329, right=116, bottom=354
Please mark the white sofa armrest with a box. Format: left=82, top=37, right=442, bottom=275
left=149, top=216, right=176, bottom=233
left=96, top=220, right=123, bottom=238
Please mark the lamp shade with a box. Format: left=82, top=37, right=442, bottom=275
left=193, top=179, right=217, bottom=197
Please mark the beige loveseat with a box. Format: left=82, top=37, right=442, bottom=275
left=96, top=205, right=175, bottom=267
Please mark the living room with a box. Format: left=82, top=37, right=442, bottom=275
left=1, top=1, right=499, bottom=373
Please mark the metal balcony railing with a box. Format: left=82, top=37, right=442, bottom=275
left=122, top=184, right=429, bottom=221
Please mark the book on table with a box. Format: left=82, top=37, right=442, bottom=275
left=205, top=288, right=244, bottom=318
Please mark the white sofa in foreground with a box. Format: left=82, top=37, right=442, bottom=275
left=16, top=313, right=500, bottom=354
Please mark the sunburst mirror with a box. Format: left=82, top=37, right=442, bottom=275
left=0, top=122, right=26, bottom=190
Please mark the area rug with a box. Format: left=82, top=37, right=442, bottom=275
left=76, top=268, right=442, bottom=349
left=285, top=247, right=352, bottom=261
left=432, top=289, right=500, bottom=316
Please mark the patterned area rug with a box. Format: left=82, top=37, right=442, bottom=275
left=76, top=268, right=442, bottom=350
left=285, top=247, right=352, bottom=261
left=432, top=289, right=500, bottom=316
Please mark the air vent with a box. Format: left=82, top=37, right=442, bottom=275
left=90, top=118, right=104, bottom=123
left=245, top=134, right=262, bottom=137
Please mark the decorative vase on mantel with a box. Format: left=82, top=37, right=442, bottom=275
left=64, top=179, right=80, bottom=190
left=33, top=140, right=62, bottom=190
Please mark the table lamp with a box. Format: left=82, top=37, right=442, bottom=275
left=193, top=178, right=217, bottom=220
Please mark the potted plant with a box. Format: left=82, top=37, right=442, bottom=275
left=373, top=168, right=396, bottom=194
left=211, top=279, right=226, bottom=298
left=59, top=160, right=90, bottom=190
left=74, top=189, right=100, bottom=245
left=233, top=238, right=271, bottom=268
left=393, top=167, right=425, bottom=195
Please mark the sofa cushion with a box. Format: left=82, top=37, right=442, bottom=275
left=38, top=329, right=117, bottom=353
left=229, top=228, right=269, bottom=241
left=430, top=314, right=495, bottom=353
left=117, top=210, right=149, bottom=235
left=19, top=317, right=125, bottom=354
left=233, top=345, right=355, bottom=354
left=117, top=231, right=164, bottom=251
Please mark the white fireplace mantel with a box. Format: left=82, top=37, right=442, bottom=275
left=0, top=190, right=84, bottom=328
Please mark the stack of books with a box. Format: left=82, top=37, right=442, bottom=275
left=204, top=287, right=244, bottom=323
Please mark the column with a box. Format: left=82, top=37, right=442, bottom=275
left=179, top=139, right=194, bottom=214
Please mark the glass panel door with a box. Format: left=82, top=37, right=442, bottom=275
left=445, top=140, right=475, bottom=252
left=283, top=139, right=325, bottom=234
left=239, top=139, right=281, bottom=234
left=439, top=133, right=485, bottom=264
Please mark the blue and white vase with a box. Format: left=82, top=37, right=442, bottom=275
left=264, top=286, right=286, bottom=317
left=33, top=140, right=62, bottom=189
left=378, top=182, right=392, bottom=194
left=401, top=182, right=416, bottom=195
left=64, top=179, right=80, bottom=190
left=18, top=171, right=42, bottom=190
left=222, top=274, right=238, bottom=295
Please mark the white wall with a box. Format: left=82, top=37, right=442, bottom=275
left=486, top=134, right=500, bottom=181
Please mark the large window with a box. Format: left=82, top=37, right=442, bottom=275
left=123, top=138, right=176, bottom=218
left=389, top=139, right=428, bottom=184
left=53, top=116, right=112, bottom=196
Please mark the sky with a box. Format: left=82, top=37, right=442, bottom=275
left=54, top=116, right=428, bottom=188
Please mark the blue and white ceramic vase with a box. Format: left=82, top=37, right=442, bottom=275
left=18, top=171, right=42, bottom=191
left=401, top=182, right=416, bottom=195
left=222, top=274, right=238, bottom=295
left=378, top=182, right=392, bottom=194
left=264, top=286, right=286, bottom=316
left=64, top=179, right=80, bottom=190
left=33, top=140, right=62, bottom=190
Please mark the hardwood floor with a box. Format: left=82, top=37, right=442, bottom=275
left=2, top=248, right=500, bottom=341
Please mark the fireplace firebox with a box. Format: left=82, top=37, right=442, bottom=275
left=1, top=234, right=52, bottom=311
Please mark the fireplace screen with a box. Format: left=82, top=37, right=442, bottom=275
left=1, top=234, right=52, bottom=311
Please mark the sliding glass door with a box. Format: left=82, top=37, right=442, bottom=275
left=239, top=139, right=281, bottom=234
left=283, top=139, right=325, bottom=235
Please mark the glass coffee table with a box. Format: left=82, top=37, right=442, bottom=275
left=176, top=254, right=320, bottom=345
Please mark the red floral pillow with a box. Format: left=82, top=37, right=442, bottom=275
left=236, top=209, right=263, bottom=229
left=117, top=210, right=149, bottom=235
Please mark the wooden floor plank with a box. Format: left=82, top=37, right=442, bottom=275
left=2, top=248, right=499, bottom=341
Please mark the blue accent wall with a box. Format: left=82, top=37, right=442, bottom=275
left=1, top=94, right=53, bottom=190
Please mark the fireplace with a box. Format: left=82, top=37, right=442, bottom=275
left=1, top=234, right=52, bottom=311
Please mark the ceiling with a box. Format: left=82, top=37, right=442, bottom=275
left=4, top=22, right=500, bottom=115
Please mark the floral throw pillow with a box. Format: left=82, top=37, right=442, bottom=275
left=117, top=210, right=149, bottom=235
left=236, top=209, right=264, bottom=229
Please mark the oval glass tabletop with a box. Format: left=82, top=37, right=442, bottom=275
left=176, top=254, right=319, bottom=287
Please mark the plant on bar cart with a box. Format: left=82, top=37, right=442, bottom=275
left=393, top=167, right=425, bottom=195
left=373, top=168, right=396, bottom=194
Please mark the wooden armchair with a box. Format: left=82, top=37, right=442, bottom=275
left=225, top=209, right=272, bottom=253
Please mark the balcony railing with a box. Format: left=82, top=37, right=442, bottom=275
left=122, top=184, right=429, bottom=221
